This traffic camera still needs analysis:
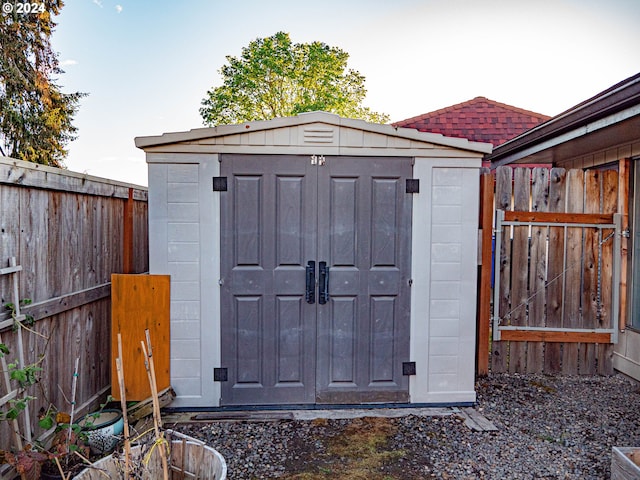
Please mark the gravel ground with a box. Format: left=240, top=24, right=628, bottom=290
left=172, top=373, right=640, bottom=479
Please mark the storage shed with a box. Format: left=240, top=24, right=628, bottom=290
left=135, top=112, right=492, bottom=408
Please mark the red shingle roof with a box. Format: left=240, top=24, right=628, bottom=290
left=392, top=97, right=550, bottom=147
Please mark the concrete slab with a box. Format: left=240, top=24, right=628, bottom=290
left=162, top=406, right=498, bottom=432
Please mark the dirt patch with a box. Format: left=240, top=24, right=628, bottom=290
left=280, top=417, right=409, bottom=480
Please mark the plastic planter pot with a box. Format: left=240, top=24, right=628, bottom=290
left=78, top=409, right=124, bottom=455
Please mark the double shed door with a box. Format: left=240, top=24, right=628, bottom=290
left=220, top=154, right=412, bottom=405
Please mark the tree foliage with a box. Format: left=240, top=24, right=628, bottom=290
left=0, top=0, right=84, bottom=167
left=200, top=32, right=389, bottom=126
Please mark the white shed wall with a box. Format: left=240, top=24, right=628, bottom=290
left=410, top=158, right=478, bottom=404
left=148, top=155, right=222, bottom=407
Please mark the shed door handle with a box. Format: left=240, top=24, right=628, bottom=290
left=305, top=261, right=316, bottom=304
left=319, top=261, right=329, bottom=305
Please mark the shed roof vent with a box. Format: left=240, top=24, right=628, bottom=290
left=303, top=126, right=334, bottom=143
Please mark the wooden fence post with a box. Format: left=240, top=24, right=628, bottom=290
left=619, top=158, right=631, bottom=329
left=477, top=169, right=494, bottom=376
left=123, top=187, right=134, bottom=274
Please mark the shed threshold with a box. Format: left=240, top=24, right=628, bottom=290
left=163, top=401, right=474, bottom=415
left=161, top=403, right=497, bottom=431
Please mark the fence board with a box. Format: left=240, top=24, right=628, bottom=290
left=509, top=168, right=531, bottom=373
left=562, top=169, right=585, bottom=373
left=581, top=170, right=600, bottom=374
left=545, top=168, right=566, bottom=373
left=527, top=168, right=549, bottom=373
left=0, top=187, right=19, bottom=304
left=492, top=167, right=513, bottom=373
left=83, top=196, right=97, bottom=287
left=599, top=170, right=618, bottom=374
left=67, top=193, right=81, bottom=291
left=47, top=192, right=63, bottom=298
left=20, top=189, right=47, bottom=299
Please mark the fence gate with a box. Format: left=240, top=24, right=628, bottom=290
left=491, top=166, right=622, bottom=375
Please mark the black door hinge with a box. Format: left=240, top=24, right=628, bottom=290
left=214, top=368, right=228, bottom=382
left=402, top=362, right=416, bottom=376
left=406, top=179, right=419, bottom=194
left=213, top=177, right=228, bottom=191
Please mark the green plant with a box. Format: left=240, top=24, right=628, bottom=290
left=4, top=299, right=35, bottom=328
left=37, top=405, right=57, bottom=431
left=0, top=299, right=46, bottom=423
left=0, top=354, right=46, bottom=423
left=8, top=360, right=41, bottom=388
left=0, top=395, right=36, bottom=422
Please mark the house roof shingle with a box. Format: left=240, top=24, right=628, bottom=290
left=392, top=96, right=551, bottom=147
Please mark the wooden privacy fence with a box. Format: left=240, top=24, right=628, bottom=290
left=489, top=165, right=625, bottom=375
left=0, top=157, right=148, bottom=452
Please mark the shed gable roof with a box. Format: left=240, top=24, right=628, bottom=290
left=135, top=111, right=492, bottom=155
left=393, top=97, right=550, bottom=147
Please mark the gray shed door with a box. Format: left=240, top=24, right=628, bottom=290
left=220, top=154, right=412, bottom=405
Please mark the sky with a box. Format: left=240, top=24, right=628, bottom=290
left=50, top=0, right=640, bottom=186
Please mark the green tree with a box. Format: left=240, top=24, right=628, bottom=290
left=200, top=31, right=389, bottom=126
left=0, top=0, right=84, bottom=167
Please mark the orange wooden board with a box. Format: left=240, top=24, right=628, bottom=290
left=111, top=274, right=170, bottom=401
left=500, top=330, right=612, bottom=344
left=504, top=211, right=614, bottom=225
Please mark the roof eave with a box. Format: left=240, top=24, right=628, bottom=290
left=135, top=111, right=493, bottom=154
left=490, top=105, right=640, bottom=168
left=487, top=72, right=640, bottom=165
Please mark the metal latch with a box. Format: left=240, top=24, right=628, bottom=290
left=311, top=155, right=326, bottom=166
